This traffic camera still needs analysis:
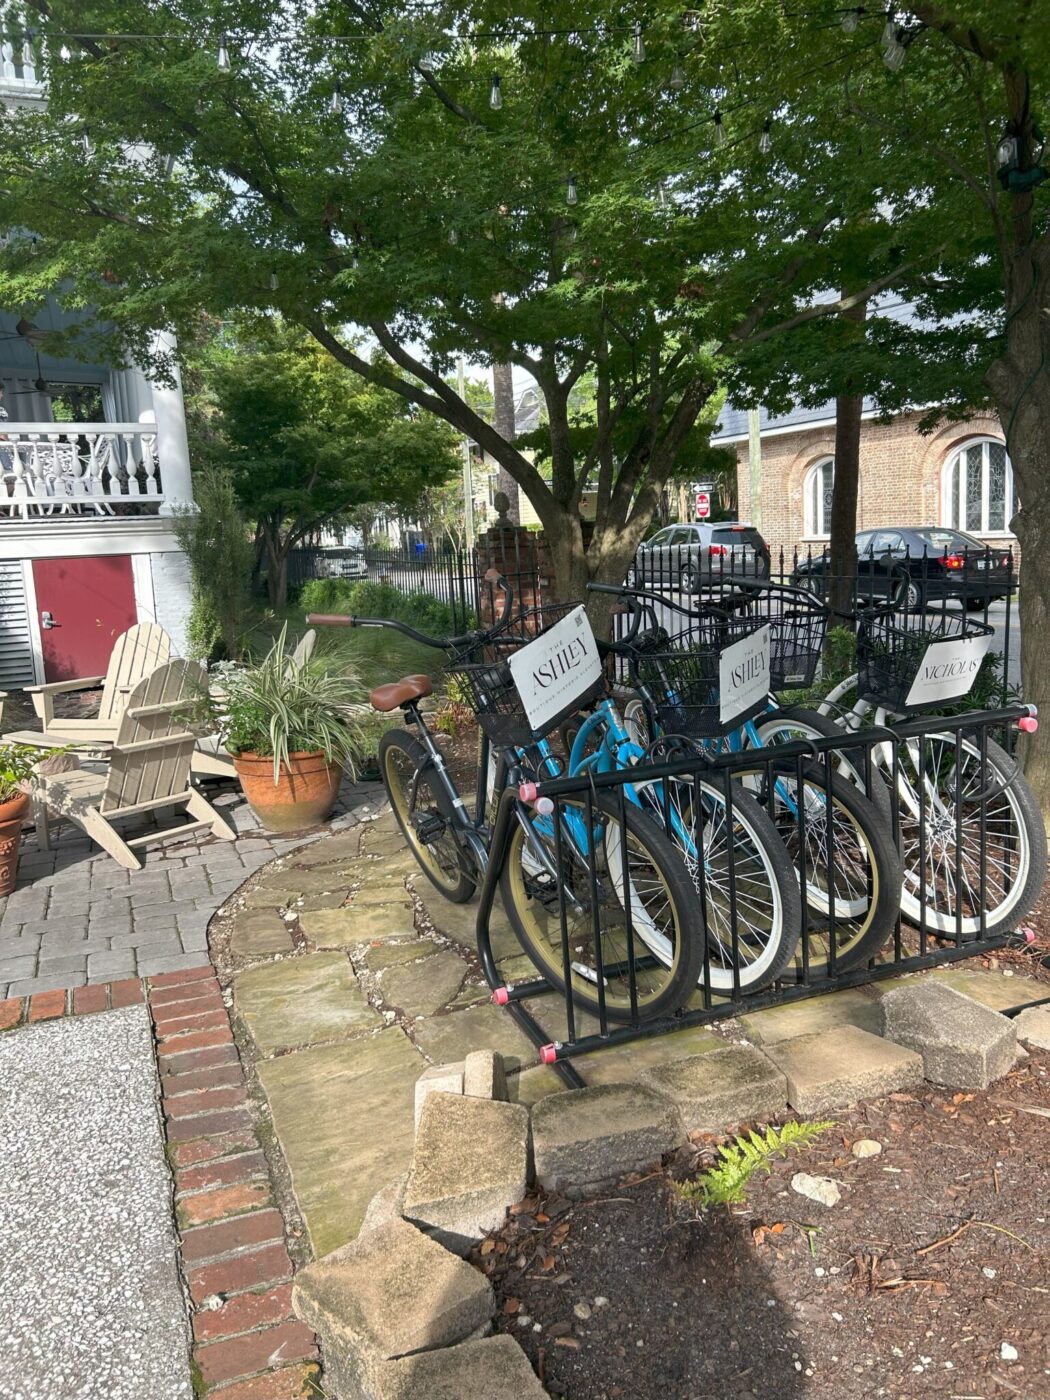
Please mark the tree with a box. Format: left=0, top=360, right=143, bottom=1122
left=197, top=321, right=459, bottom=606
left=172, top=467, right=255, bottom=659
left=0, top=0, right=919, bottom=628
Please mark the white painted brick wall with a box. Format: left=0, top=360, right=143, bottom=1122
left=149, top=550, right=193, bottom=657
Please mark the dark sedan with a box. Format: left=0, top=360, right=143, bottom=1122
left=791, top=526, right=1015, bottom=611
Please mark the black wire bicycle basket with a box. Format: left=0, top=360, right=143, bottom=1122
left=733, top=589, right=828, bottom=691
left=628, top=613, right=770, bottom=739
left=857, top=611, right=994, bottom=712
left=448, top=601, right=601, bottom=747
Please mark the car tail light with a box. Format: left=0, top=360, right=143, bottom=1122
left=944, top=554, right=965, bottom=570
left=710, top=545, right=727, bottom=556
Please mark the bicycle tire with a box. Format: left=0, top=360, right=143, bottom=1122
left=754, top=705, right=892, bottom=817
left=625, top=773, right=804, bottom=993
left=500, top=793, right=702, bottom=1022
left=379, top=729, right=477, bottom=903
left=894, top=732, right=1046, bottom=939
left=737, top=759, right=903, bottom=975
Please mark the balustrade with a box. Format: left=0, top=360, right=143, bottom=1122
left=0, top=423, right=164, bottom=518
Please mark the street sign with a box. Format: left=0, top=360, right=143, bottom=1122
left=695, top=490, right=711, bottom=519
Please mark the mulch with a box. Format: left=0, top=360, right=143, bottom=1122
left=476, top=1048, right=1050, bottom=1400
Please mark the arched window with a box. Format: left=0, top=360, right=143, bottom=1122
left=943, top=439, right=1017, bottom=535
left=803, top=457, right=834, bottom=538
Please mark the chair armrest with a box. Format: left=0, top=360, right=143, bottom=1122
left=24, top=676, right=105, bottom=696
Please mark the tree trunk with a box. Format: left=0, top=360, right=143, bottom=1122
left=262, top=526, right=289, bottom=610
left=491, top=362, right=520, bottom=524
left=828, top=390, right=863, bottom=624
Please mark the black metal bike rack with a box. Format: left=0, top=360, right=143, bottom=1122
left=475, top=704, right=1044, bottom=1090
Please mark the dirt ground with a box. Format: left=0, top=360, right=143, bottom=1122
left=477, top=1048, right=1050, bottom=1400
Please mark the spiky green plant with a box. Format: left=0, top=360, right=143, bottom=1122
left=217, top=625, right=365, bottom=783
left=673, top=1120, right=834, bottom=1209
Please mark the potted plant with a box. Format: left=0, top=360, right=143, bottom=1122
left=215, top=628, right=363, bottom=832
left=0, top=744, right=40, bottom=897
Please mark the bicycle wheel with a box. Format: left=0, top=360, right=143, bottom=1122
left=894, top=732, right=1046, bottom=938
left=626, top=774, right=803, bottom=993
left=738, top=760, right=902, bottom=974
left=753, top=705, right=892, bottom=816
left=379, top=729, right=477, bottom=903
left=500, top=793, right=702, bottom=1021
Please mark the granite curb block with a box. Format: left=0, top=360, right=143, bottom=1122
left=531, top=1082, right=684, bottom=1196
left=641, top=1043, right=788, bottom=1134
left=878, top=980, right=1018, bottom=1090
left=761, top=1023, right=925, bottom=1115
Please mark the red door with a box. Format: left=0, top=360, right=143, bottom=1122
left=32, top=555, right=138, bottom=681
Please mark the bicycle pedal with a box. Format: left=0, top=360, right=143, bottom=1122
left=412, top=812, right=447, bottom=844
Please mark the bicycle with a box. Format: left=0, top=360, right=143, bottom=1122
left=307, top=588, right=704, bottom=1021
left=591, top=581, right=904, bottom=976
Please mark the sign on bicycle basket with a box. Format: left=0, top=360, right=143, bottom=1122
left=905, top=631, right=993, bottom=708
left=719, top=624, right=771, bottom=725
left=509, top=605, right=603, bottom=737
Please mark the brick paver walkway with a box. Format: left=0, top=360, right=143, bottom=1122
left=0, top=777, right=381, bottom=999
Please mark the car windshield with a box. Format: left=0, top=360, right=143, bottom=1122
left=911, top=528, right=982, bottom=553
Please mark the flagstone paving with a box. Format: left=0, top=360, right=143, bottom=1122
left=222, top=803, right=1047, bottom=1265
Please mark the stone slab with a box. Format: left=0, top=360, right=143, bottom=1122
left=301, top=904, right=416, bottom=948
left=298, top=890, right=352, bottom=911
left=235, top=951, right=381, bottom=1055
left=381, top=951, right=467, bottom=1018
left=404, top=1092, right=530, bottom=1253
left=464, top=1049, right=508, bottom=1101
left=879, top=980, right=1017, bottom=1090
left=521, top=1000, right=724, bottom=1087
left=348, top=887, right=417, bottom=908
left=922, top=966, right=1043, bottom=1014
left=375, top=1335, right=548, bottom=1400
left=257, top=867, right=355, bottom=896
left=762, top=1023, right=924, bottom=1114
left=740, top=987, right=883, bottom=1045
left=229, top=909, right=295, bottom=958
left=359, top=1174, right=408, bottom=1237
left=292, top=1218, right=493, bottom=1399
left=413, top=883, right=520, bottom=960
left=364, top=939, right=441, bottom=972
left=415, top=1062, right=465, bottom=1129
left=1014, top=1005, right=1050, bottom=1050
left=642, top=1044, right=788, bottom=1134
left=257, top=1030, right=423, bottom=1255
left=531, top=1082, right=683, bottom=1195
left=412, top=1003, right=537, bottom=1073
left=293, top=830, right=365, bottom=866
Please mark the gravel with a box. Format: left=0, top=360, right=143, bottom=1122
left=0, top=1006, right=193, bottom=1400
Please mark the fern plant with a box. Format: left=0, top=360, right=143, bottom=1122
left=674, top=1120, right=834, bottom=1209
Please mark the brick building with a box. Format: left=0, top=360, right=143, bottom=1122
left=711, top=403, right=1018, bottom=566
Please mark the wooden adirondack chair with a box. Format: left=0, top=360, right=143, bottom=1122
left=25, top=622, right=172, bottom=739
left=31, top=659, right=237, bottom=870
left=14, top=622, right=236, bottom=779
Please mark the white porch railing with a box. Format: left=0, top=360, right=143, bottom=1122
left=0, top=423, right=164, bottom=518
left=0, top=37, right=39, bottom=87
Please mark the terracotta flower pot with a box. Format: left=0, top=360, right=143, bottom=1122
left=232, top=750, right=342, bottom=832
left=0, top=790, right=31, bottom=898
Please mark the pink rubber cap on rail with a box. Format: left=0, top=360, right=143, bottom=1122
left=519, top=782, right=539, bottom=802
left=492, top=987, right=510, bottom=1006
left=1018, top=716, right=1038, bottom=733
left=539, top=1043, right=559, bottom=1065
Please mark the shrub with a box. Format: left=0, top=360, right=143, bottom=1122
left=299, top=577, right=472, bottom=640
left=173, top=469, right=255, bottom=660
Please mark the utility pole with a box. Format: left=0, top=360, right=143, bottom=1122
left=456, top=357, right=476, bottom=549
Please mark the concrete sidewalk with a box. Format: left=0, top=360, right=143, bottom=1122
left=0, top=1005, right=192, bottom=1400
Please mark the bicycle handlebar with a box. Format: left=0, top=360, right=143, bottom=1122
left=307, top=572, right=516, bottom=652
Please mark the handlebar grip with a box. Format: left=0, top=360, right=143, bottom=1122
left=305, top=613, right=356, bottom=627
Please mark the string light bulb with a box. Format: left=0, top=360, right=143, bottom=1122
left=883, top=29, right=906, bottom=70
left=330, top=81, right=343, bottom=114
left=633, top=22, right=645, bottom=64
left=841, top=7, right=862, bottom=33
left=448, top=227, right=459, bottom=245
left=269, top=271, right=279, bottom=291
left=30, top=236, right=39, bottom=256
left=217, top=34, right=230, bottom=71
left=881, top=18, right=896, bottom=46
left=669, top=63, right=685, bottom=92
left=82, top=129, right=93, bottom=157
left=566, top=174, right=579, bottom=205
left=759, top=119, right=772, bottom=155
left=713, top=110, right=726, bottom=147
left=489, top=73, right=502, bottom=109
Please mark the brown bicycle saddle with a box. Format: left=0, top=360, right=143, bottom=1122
left=368, top=674, right=434, bottom=712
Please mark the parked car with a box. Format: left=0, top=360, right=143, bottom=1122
left=634, top=522, right=771, bottom=593
left=791, top=526, right=1015, bottom=610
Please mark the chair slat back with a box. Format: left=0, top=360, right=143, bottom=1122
left=101, top=660, right=205, bottom=812
left=98, top=623, right=173, bottom=723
